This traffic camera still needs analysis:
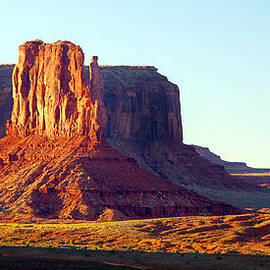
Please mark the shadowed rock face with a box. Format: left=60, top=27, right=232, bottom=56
left=0, top=65, right=13, bottom=138
left=99, top=66, right=183, bottom=143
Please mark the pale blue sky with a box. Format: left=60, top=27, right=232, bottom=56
left=1, top=0, right=269, bottom=167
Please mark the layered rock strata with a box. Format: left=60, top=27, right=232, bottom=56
left=0, top=135, right=242, bottom=220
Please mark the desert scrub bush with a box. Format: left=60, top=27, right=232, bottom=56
left=67, top=239, right=76, bottom=245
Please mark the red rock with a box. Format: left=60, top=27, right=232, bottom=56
left=7, top=40, right=102, bottom=144
left=98, top=65, right=183, bottom=142
left=0, top=135, right=243, bottom=220
left=88, top=56, right=107, bottom=142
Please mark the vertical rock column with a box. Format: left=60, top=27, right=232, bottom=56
left=89, top=56, right=107, bottom=142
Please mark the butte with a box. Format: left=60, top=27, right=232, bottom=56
left=0, top=40, right=243, bottom=221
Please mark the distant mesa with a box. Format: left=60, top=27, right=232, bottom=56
left=192, top=145, right=270, bottom=175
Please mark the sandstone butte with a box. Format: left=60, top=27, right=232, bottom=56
left=2, top=59, right=269, bottom=210
left=0, top=40, right=246, bottom=221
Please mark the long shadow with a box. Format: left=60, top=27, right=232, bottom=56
left=0, top=246, right=269, bottom=270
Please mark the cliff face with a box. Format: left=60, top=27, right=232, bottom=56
left=0, top=65, right=13, bottom=137
left=7, top=40, right=104, bottom=144
left=5, top=57, right=182, bottom=143
left=99, top=66, right=183, bottom=142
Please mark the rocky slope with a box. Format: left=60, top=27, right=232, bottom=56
left=192, top=145, right=270, bottom=174
left=0, top=135, right=242, bottom=220
left=0, top=40, right=244, bottom=221
left=192, top=145, right=270, bottom=192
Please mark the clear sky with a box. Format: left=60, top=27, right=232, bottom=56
left=1, top=0, right=269, bottom=168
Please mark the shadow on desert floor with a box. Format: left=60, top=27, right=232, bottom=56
left=0, top=246, right=269, bottom=270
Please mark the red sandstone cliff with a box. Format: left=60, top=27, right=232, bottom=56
left=97, top=65, right=183, bottom=142
left=0, top=40, right=244, bottom=220
left=7, top=40, right=105, bottom=145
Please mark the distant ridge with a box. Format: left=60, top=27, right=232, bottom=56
left=192, top=145, right=270, bottom=174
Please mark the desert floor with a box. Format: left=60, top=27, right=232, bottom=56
left=0, top=213, right=269, bottom=269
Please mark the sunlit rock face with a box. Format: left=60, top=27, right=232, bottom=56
left=6, top=40, right=104, bottom=143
